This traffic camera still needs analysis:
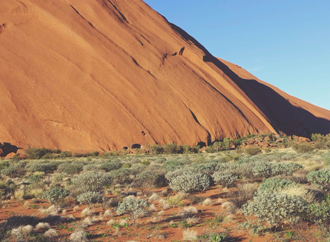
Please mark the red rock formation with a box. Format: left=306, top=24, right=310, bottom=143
left=0, top=0, right=329, bottom=152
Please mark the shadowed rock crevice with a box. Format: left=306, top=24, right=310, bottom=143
left=0, top=142, right=22, bottom=157
left=70, top=6, right=95, bottom=28
left=202, top=55, right=330, bottom=137
left=170, top=21, right=330, bottom=137
left=98, top=0, right=129, bottom=24
left=188, top=109, right=211, bottom=145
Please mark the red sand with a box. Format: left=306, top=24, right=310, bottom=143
left=0, top=0, right=329, bottom=152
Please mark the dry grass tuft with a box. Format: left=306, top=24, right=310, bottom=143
left=202, top=198, right=213, bottom=206
left=182, top=229, right=198, bottom=241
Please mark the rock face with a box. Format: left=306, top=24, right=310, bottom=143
left=0, top=0, right=329, bottom=152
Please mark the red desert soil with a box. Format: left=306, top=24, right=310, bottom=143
left=0, top=187, right=273, bottom=242
left=0, top=0, right=330, bottom=152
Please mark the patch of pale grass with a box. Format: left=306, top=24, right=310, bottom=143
left=165, top=193, right=186, bottom=208
left=11, top=227, right=23, bottom=239
left=158, top=210, right=165, bottom=216
left=183, top=206, right=198, bottom=214
left=39, top=205, right=60, bottom=215
left=35, top=222, right=50, bottom=230
left=223, top=214, right=234, bottom=223
left=22, top=225, right=33, bottom=235
left=82, top=217, right=93, bottom=226
left=185, top=216, right=200, bottom=225
left=182, top=229, right=197, bottom=241
left=159, top=199, right=170, bottom=209
left=149, top=204, right=157, bottom=212
left=221, top=201, right=237, bottom=214
left=280, top=186, right=316, bottom=203
left=14, top=190, right=25, bottom=200
left=202, top=198, right=213, bottom=206
left=230, top=183, right=257, bottom=209
left=44, top=228, right=57, bottom=238
left=179, top=206, right=198, bottom=219
left=119, top=219, right=128, bottom=226
left=106, top=219, right=115, bottom=226
left=24, top=201, right=30, bottom=209
left=104, top=209, right=113, bottom=218
left=69, top=230, right=87, bottom=242
left=81, top=207, right=94, bottom=217
left=73, top=205, right=79, bottom=212
left=149, top=193, right=160, bottom=202
left=114, top=227, right=121, bottom=236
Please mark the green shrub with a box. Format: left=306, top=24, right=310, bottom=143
left=0, top=180, right=16, bottom=197
left=26, top=148, right=60, bottom=159
left=100, top=161, right=122, bottom=172
left=72, top=172, right=112, bottom=195
left=116, top=197, right=149, bottom=224
left=245, top=147, right=261, bottom=156
left=243, top=192, right=307, bottom=231
left=168, top=170, right=210, bottom=193
left=58, top=163, right=83, bottom=174
left=83, top=164, right=102, bottom=172
left=91, top=151, right=99, bottom=156
left=54, top=174, right=64, bottom=183
left=307, top=198, right=330, bottom=225
left=163, top=159, right=184, bottom=171
left=0, top=161, right=9, bottom=171
left=29, top=173, right=44, bottom=183
left=56, top=151, right=72, bottom=158
left=42, top=186, right=69, bottom=204
left=109, top=168, right=134, bottom=184
left=252, top=162, right=302, bottom=178
left=212, top=172, right=237, bottom=188
left=307, top=170, right=330, bottom=191
left=164, top=143, right=179, bottom=154
left=257, top=178, right=298, bottom=193
left=131, top=170, right=167, bottom=191
left=252, top=162, right=272, bottom=178
left=194, top=163, right=218, bottom=176
left=292, top=142, right=314, bottom=153
left=28, top=162, right=58, bottom=173
left=213, top=142, right=222, bottom=152
left=205, top=145, right=215, bottom=153
left=1, top=165, right=26, bottom=178
left=269, top=163, right=298, bottom=176
left=150, top=145, right=164, bottom=154
left=77, top=191, right=102, bottom=205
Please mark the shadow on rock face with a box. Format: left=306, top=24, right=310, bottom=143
left=0, top=142, right=22, bottom=157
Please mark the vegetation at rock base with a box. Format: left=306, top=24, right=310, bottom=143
left=0, top=133, right=330, bottom=241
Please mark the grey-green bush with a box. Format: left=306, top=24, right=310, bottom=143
left=212, top=172, right=237, bottom=188
left=77, top=191, right=102, bottom=205
left=72, top=172, right=112, bottom=195
left=28, top=163, right=58, bottom=173
left=100, top=161, right=122, bottom=172
left=42, top=186, right=69, bottom=204
left=257, top=178, right=298, bottom=193
left=252, top=162, right=273, bottom=178
left=168, top=170, right=210, bottom=193
left=109, top=168, right=134, bottom=184
left=116, top=197, right=149, bottom=224
left=1, top=165, right=26, bottom=178
left=58, top=163, right=83, bottom=174
left=243, top=192, right=307, bottom=230
left=307, top=169, right=330, bottom=191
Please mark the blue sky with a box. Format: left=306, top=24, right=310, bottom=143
left=144, top=0, right=330, bottom=111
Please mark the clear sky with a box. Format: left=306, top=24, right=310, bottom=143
left=144, top=0, right=330, bottom=111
